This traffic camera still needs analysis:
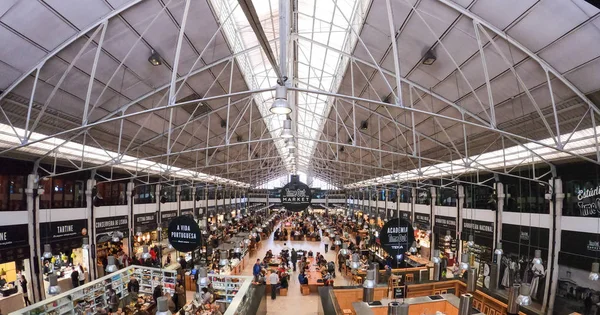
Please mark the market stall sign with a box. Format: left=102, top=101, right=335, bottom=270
left=95, top=216, right=129, bottom=241
left=434, top=215, right=456, bottom=230
left=0, top=224, right=29, bottom=249
left=168, top=215, right=202, bottom=252
left=280, top=175, right=312, bottom=212
left=414, top=213, right=431, bottom=229
left=462, top=219, right=494, bottom=238
left=399, top=211, right=412, bottom=221
left=40, top=219, right=88, bottom=252
left=161, top=210, right=178, bottom=226
left=572, top=185, right=600, bottom=216
left=134, top=213, right=157, bottom=232
left=558, top=230, right=600, bottom=270
left=379, top=218, right=415, bottom=258
left=181, top=208, right=194, bottom=218
left=393, top=287, right=405, bottom=299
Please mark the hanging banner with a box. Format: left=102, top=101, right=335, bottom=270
left=379, top=218, right=415, bottom=259
left=280, top=175, right=312, bottom=212
left=95, top=216, right=129, bottom=242
left=168, top=215, right=202, bottom=252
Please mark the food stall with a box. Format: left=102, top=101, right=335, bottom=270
left=0, top=224, right=32, bottom=314
left=39, top=219, right=89, bottom=294
left=94, top=216, right=129, bottom=278
left=433, top=215, right=457, bottom=258
left=413, top=213, right=431, bottom=260
left=132, top=213, right=158, bottom=260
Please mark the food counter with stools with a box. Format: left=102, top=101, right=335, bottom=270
left=352, top=294, right=484, bottom=315
left=43, top=266, right=89, bottom=294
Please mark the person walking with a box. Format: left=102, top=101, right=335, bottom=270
left=269, top=271, right=279, bottom=300
left=253, top=259, right=262, bottom=282
left=322, top=234, right=330, bottom=253
left=291, top=249, right=298, bottom=272
left=70, top=267, right=80, bottom=288
left=78, top=264, right=85, bottom=286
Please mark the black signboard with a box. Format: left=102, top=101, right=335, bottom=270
left=160, top=210, right=178, bottom=227
left=280, top=175, right=312, bottom=212
left=181, top=208, right=194, bottom=218
left=461, top=219, right=494, bottom=239
left=95, top=216, right=129, bottom=242
left=134, top=213, right=157, bottom=232
left=379, top=218, right=415, bottom=259
left=569, top=184, right=600, bottom=217
left=434, top=215, right=456, bottom=230
left=40, top=219, right=88, bottom=252
left=393, top=286, right=405, bottom=299
left=558, top=230, right=600, bottom=270
left=399, top=211, right=411, bottom=221
left=414, top=213, right=431, bottom=229
left=0, top=224, right=30, bottom=263
left=168, top=215, right=202, bottom=252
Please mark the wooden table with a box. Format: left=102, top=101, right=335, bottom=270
left=305, top=258, right=324, bottom=293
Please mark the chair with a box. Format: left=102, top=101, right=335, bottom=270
left=405, top=273, right=414, bottom=284
left=301, top=285, right=310, bottom=295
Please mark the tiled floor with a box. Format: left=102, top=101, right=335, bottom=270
left=240, top=225, right=353, bottom=315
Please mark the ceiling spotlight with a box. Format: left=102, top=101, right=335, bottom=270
left=281, top=119, right=293, bottom=138
left=269, top=85, right=291, bottom=114
left=422, top=49, right=436, bottom=66
left=347, top=137, right=353, bottom=145
left=285, top=140, right=295, bottom=149
left=360, top=120, right=368, bottom=130
left=148, top=50, right=162, bottom=66
left=236, top=135, right=243, bottom=142
left=220, top=120, right=227, bottom=128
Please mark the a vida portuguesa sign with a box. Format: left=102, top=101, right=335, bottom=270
left=168, top=215, right=202, bottom=252
left=280, top=175, right=312, bottom=212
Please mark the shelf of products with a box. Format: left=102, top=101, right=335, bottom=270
left=208, top=275, right=243, bottom=303
left=132, top=268, right=176, bottom=296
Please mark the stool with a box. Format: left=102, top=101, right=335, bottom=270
left=342, top=309, right=352, bottom=314
left=301, top=285, right=310, bottom=295
left=279, top=288, right=288, bottom=296
left=405, top=274, right=414, bottom=284
left=352, top=275, right=362, bottom=285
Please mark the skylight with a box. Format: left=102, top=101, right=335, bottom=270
left=210, top=0, right=369, bottom=175
left=345, top=126, right=600, bottom=188
left=0, top=124, right=249, bottom=187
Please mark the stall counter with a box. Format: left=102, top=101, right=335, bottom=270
left=352, top=294, right=484, bottom=315
left=0, top=292, right=24, bottom=314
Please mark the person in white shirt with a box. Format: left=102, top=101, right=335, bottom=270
left=269, top=272, right=279, bottom=300
left=322, top=235, right=330, bottom=253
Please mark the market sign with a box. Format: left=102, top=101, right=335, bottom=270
left=134, top=213, right=157, bottom=232
left=95, top=216, right=129, bottom=242
left=280, top=175, right=312, bottom=212
left=0, top=224, right=30, bottom=264
left=160, top=210, right=178, bottom=227
left=379, top=218, right=415, bottom=259
left=559, top=230, right=600, bottom=270
left=168, top=215, right=202, bottom=252
left=414, top=213, right=431, bottom=229
left=181, top=208, right=194, bottom=218
left=434, top=215, right=456, bottom=230
left=573, top=185, right=600, bottom=216
left=462, top=219, right=494, bottom=238
left=40, top=219, right=88, bottom=252
left=399, top=211, right=411, bottom=221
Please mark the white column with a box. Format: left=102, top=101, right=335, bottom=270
left=495, top=183, right=505, bottom=250
left=176, top=185, right=181, bottom=215
left=411, top=187, right=416, bottom=222
left=457, top=185, right=465, bottom=259
left=547, top=178, right=563, bottom=313
left=430, top=186, right=438, bottom=259
left=126, top=181, right=134, bottom=257
left=86, top=179, right=96, bottom=280
left=25, top=174, right=41, bottom=302
left=34, top=185, right=45, bottom=299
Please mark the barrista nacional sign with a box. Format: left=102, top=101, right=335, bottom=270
left=280, top=175, right=312, bottom=212
left=379, top=218, right=415, bottom=259
left=168, top=215, right=201, bottom=253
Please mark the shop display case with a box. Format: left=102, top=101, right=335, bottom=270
left=208, top=275, right=244, bottom=302
left=132, top=268, right=176, bottom=296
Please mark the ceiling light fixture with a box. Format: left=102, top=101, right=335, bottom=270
left=269, top=85, right=291, bottom=115
left=589, top=262, right=599, bottom=281
left=360, top=121, right=368, bottom=130
left=281, top=118, right=293, bottom=138
left=148, top=50, right=162, bottom=66
left=422, top=49, right=436, bottom=65
left=285, top=140, right=295, bottom=149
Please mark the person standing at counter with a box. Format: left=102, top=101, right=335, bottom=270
left=71, top=267, right=80, bottom=288
left=127, top=276, right=140, bottom=302
left=269, top=271, right=279, bottom=300
left=107, top=288, right=119, bottom=312
left=322, top=234, right=330, bottom=253
left=291, top=249, right=298, bottom=272
left=77, top=265, right=85, bottom=286
left=19, top=275, right=31, bottom=306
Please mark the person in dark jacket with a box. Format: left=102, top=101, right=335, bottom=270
left=107, top=288, right=119, bottom=312
left=70, top=268, right=79, bottom=288
left=290, top=249, right=298, bottom=272
left=127, top=276, right=140, bottom=303
left=153, top=284, right=163, bottom=304
left=19, top=275, right=31, bottom=306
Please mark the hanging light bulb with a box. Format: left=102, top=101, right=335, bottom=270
left=281, top=119, right=293, bottom=138
left=532, top=249, right=543, bottom=265
left=111, top=231, right=121, bottom=243
left=431, top=249, right=441, bottom=264
left=494, top=242, right=504, bottom=255
left=156, top=296, right=172, bottom=315
left=244, top=238, right=251, bottom=245
left=589, top=262, right=599, bottom=281
left=42, top=244, right=53, bottom=259
left=82, top=237, right=89, bottom=250
left=340, top=243, right=349, bottom=256
left=350, top=253, right=361, bottom=270
left=141, top=246, right=151, bottom=260
left=269, top=85, right=291, bottom=114
left=334, top=237, right=341, bottom=246
left=105, top=256, right=118, bottom=273
left=466, top=235, right=475, bottom=247
left=444, top=230, right=452, bottom=241
left=136, top=227, right=143, bottom=237
left=197, top=267, right=211, bottom=287
left=285, top=140, right=295, bottom=149
left=409, top=241, right=417, bottom=254
left=47, top=274, right=61, bottom=295
left=218, top=250, right=229, bottom=266
left=516, top=283, right=532, bottom=306
left=460, top=253, right=470, bottom=271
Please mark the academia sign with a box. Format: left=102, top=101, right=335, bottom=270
left=379, top=218, right=415, bottom=259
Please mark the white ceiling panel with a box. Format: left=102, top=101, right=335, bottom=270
left=507, top=0, right=589, bottom=52
left=0, top=25, right=47, bottom=72
left=45, top=0, right=111, bottom=29
left=1, top=0, right=75, bottom=51
left=470, top=0, right=537, bottom=30
left=0, top=61, right=21, bottom=90
left=538, top=22, right=600, bottom=74
left=564, top=57, right=600, bottom=94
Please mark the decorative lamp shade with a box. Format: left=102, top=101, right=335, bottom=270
left=466, top=235, right=475, bottom=247
left=340, top=243, right=349, bottom=256
left=43, top=244, right=53, bottom=259
left=589, top=262, right=599, bottom=281
left=532, top=250, right=543, bottom=265
left=197, top=267, right=211, bottom=287
left=156, top=296, right=172, bottom=315
left=460, top=253, right=470, bottom=271
left=111, top=232, right=121, bottom=243
left=334, top=237, right=341, bottom=246
left=82, top=237, right=89, bottom=249
left=136, top=227, right=143, bottom=237
left=106, top=256, right=118, bottom=273
left=431, top=250, right=441, bottom=264
left=363, top=269, right=376, bottom=289
left=141, top=246, right=151, bottom=260
left=494, top=242, right=503, bottom=255
left=218, top=250, right=229, bottom=266
left=244, top=238, right=251, bottom=245
left=444, top=230, right=452, bottom=241
left=47, top=274, right=61, bottom=295
left=409, top=241, right=417, bottom=254
left=516, top=283, right=532, bottom=306
left=351, top=253, right=361, bottom=270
